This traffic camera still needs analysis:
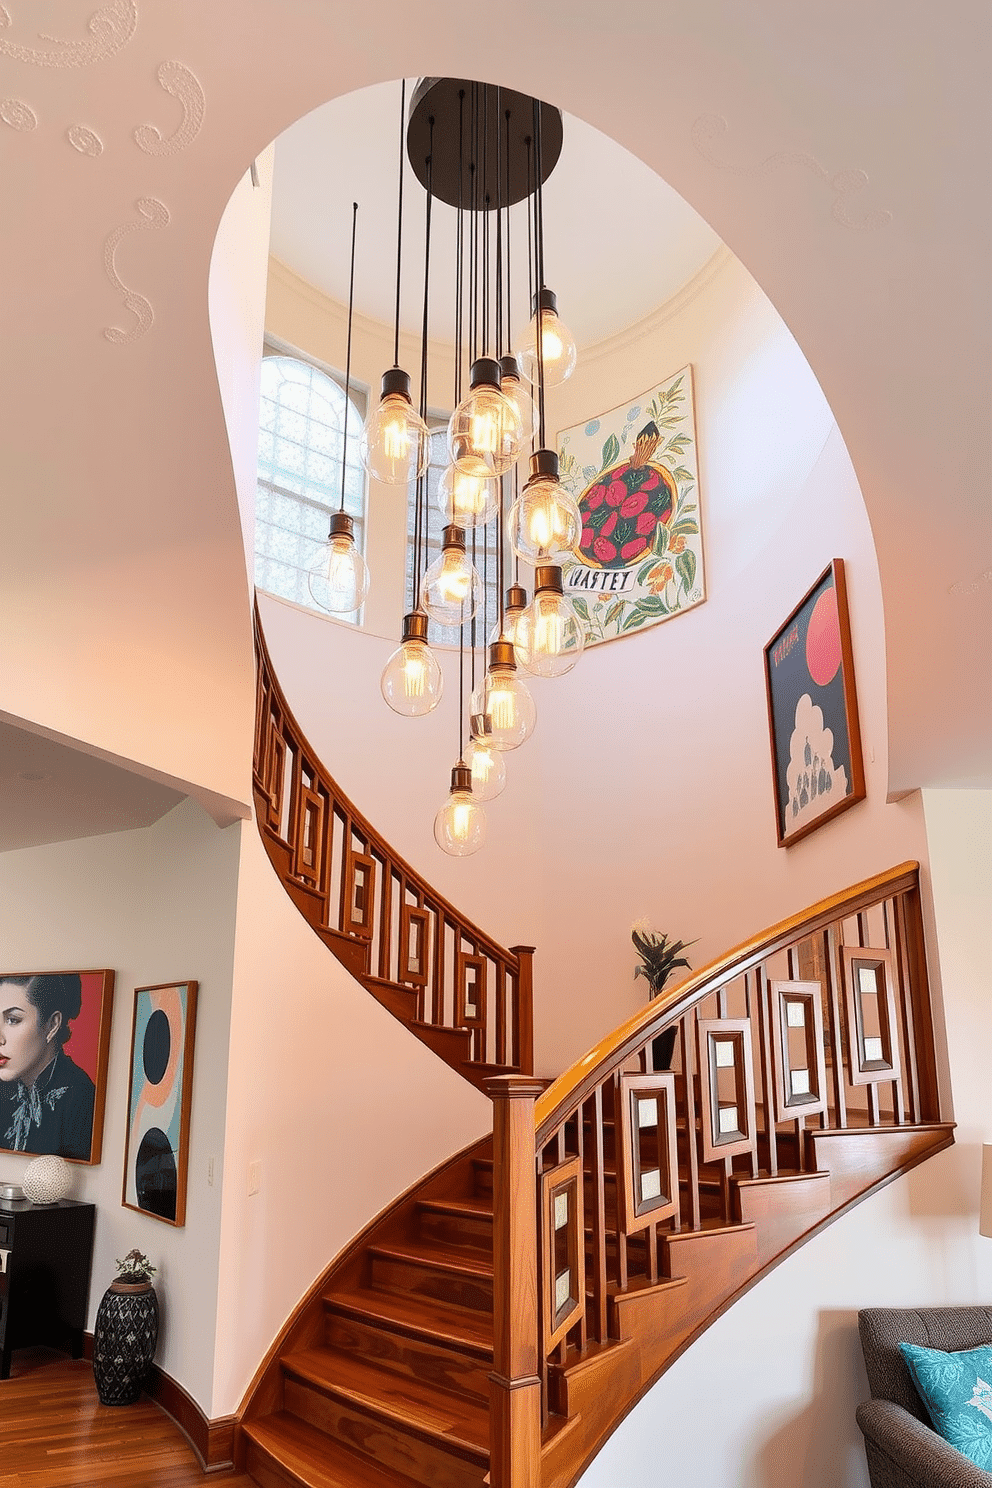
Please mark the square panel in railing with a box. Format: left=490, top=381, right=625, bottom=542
left=398, top=902, right=431, bottom=987
left=293, top=786, right=325, bottom=887
left=456, top=950, right=487, bottom=1027
left=541, top=1154, right=585, bottom=1352
left=617, top=1071, right=680, bottom=1234
left=344, top=852, right=376, bottom=940
left=770, top=980, right=828, bottom=1123
left=697, top=1018, right=757, bottom=1163
left=842, top=946, right=900, bottom=1085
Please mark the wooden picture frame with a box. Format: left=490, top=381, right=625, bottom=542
left=0, top=969, right=114, bottom=1164
left=763, top=559, right=865, bottom=847
left=617, top=1071, right=680, bottom=1233
left=122, top=981, right=198, bottom=1227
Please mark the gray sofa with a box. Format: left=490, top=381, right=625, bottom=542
left=857, top=1307, right=992, bottom=1488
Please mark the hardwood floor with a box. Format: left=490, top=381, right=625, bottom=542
left=0, top=1349, right=253, bottom=1487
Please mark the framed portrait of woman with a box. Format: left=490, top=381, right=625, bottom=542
left=0, top=969, right=115, bottom=1164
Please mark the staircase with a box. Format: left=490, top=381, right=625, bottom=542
left=244, top=617, right=953, bottom=1488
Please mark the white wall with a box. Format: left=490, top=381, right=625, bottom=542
left=0, top=800, right=241, bottom=1409
left=211, top=818, right=490, bottom=1415
left=579, top=787, right=992, bottom=1488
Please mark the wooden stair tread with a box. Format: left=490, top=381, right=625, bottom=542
left=369, top=1238, right=493, bottom=1279
left=418, top=1196, right=493, bottom=1220
left=243, top=1411, right=426, bottom=1488
left=283, top=1347, right=490, bottom=1458
left=324, top=1287, right=493, bottom=1356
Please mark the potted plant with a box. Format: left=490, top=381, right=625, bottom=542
left=631, top=920, right=695, bottom=1069
left=93, top=1249, right=159, bottom=1406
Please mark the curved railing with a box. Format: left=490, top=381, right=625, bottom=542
left=487, top=863, right=949, bottom=1488
left=253, top=608, right=533, bottom=1089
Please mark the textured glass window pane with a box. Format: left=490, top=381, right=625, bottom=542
left=864, top=1036, right=883, bottom=1061
left=640, top=1168, right=662, bottom=1202
left=637, top=1098, right=658, bottom=1130
left=718, top=1105, right=739, bottom=1134
left=787, top=1002, right=805, bottom=1027
left=790, top=1068, right=810, bottom=1095
left=555, top=1269, right=571, bottom=1314
left=554, top=1192, right=569, bottom=1230
left=715, top=1040, right=735, bottom=1068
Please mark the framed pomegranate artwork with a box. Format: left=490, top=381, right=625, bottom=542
left=557, top=366, right=704, bottom=647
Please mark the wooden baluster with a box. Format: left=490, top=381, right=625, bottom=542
left=755, top=963, right=778, bottom=1176
left=377, top=858, right=392, bottom=981
left=485, top=1076, right=544, bottom=1488
left=882, top=899, right=907, bottom=1123
left=613, top=1072, right=628, bottom=1292
left=588, top=1086, right=608, bottom=1343
left=510, top=946, right=535, bottom=1076
left=431, top=906, right=443, bottom=1026
left=744, top=971, right=759, bottom=1179
left=825, top=925, right=848, bottom=1128
left=682, top=1015, right=701, bottom=1230
left=496, top=961, right=507, bottom=1067
left=892, top=891, right=922, bottom=1122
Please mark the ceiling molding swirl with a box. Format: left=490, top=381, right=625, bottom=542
left=67, top=122, right=103, bottom=154
left=0, top=0, right=137, bottom=68
left=691, top=113, right=892, bottom=230
left=102, top=195, right=169, bottom=344
left=0, top=95, right=35, bottom=129
left=133, top=60, right=205, bottom=156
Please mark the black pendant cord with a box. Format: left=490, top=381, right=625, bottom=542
left=533, top=98, right=547, bottom=449
left=458, top=621, right=465, bottom=763
left=337, top=201, right=359, bottom=518
left=392, top=79, right=407, bottom=369
left=413, top=134, right=434, bottom=613
left=502, top=104, right=511, bottom=358
left=525, top=132, right=537, bottom=455
left=454, top=88, right=465, bottom=410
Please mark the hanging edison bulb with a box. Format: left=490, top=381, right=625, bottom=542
left=464, top=712, right=507, bottom=801
left=381, top=612, right=443, bottom=716
left=422, top=525, right=483, bottom=628
left=489, top=583, right=534, bottom=672
left=434, top=761, right=487, bottom=856
left=499, top=354, right=536, bottom=447
left=437, top=463, right=499, bottom=530
left=307, top=512, right=370, bottom=615
left=448, top=358, right=522, bottom=478
left=360, top=369, right=430, bottom=485
left=508, top=450, right=582, bottom=564
left=521, top=564, right=585, bottom=678
left=515, top=288, right=577, bottom=388
left=471, top=642, right=537, bottom=751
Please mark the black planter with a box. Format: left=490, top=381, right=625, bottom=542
left=93, top=1281, right=159, bottom=1405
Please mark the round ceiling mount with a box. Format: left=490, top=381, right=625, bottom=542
left=406, top=77, right=563, bottom=212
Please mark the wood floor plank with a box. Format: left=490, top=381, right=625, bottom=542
left=0, top=1351, right=253, bottom=1488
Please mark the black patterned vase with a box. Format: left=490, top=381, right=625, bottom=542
left=93, top=1281, right=159, bottom=1406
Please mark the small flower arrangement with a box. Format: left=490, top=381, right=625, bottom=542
left=631, top=919, right=695, bottom=998
left=115, top=1248, right=156, bottom=1284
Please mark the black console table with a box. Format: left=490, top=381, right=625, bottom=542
left=0, top=1198, right=96, bottom=1379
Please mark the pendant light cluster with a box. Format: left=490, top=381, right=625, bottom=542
left=312, top=78, right=586, bottom=856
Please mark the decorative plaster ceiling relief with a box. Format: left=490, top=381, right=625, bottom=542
left=102, top=196, right=170, bottom=343
left=0, top=0, right=137, bottom=67
left=133, top=60, right=204, bottom=156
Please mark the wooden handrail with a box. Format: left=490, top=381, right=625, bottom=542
left=252, top=605, right=533, bottom=1087
left=535, top=861, right=921, bottom=1141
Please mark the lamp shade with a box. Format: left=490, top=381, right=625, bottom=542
left=980, top=1145, right=992, bottom=1238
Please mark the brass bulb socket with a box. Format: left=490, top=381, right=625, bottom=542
left=441, top=524, right=467, bottom=552
left=401, top=611, right=430, bottom=644
left=470, top=711, right=493, bottom=739
left=505, top=583, right=528, bottom=612
left=534, top=564, right=564, bottom=596
left=451, top=762, right=473, bottom=794
left=488, top=640, right=517, bottom=672
left=328, top=511, right=355, bottom=540
left=528, top=448, right=560, bottom=482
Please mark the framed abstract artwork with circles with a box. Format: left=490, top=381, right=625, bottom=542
left=763, top=559, right=866, bottom=848
left=122, top=981, right=198, bottom=1226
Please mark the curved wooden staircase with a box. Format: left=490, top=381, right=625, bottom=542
left=243, top=616, right=952, bottom=1488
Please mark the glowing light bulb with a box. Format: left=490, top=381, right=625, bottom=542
left=472, top=642, right=536, bottom=751
left=381, top=613, right=443, bottom=716
left=499, top=355, right=536, bottom=446
left=434, top=762, right=486, bottom=856
left=448, top=358, right=522, bottom=478
left=514, top=289, right=577, bottom=388
left=438, top=464, right=498, bottom=529
left=422, top=525, right=482, bottom=628
left=464, top=713, right=507, bottom=801
left=508, top=451, right=581, bottom=563
left=307, top=513, right=370, bottom=614
left=522, top=565, right=585, bottom=678
left=360, top=369, right=429, bottom=485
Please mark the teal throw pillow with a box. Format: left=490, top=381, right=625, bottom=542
left=898, top=1340, right=992, bottom=1470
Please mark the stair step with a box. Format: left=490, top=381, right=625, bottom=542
left=243, top=1410, right=424, bottom=1488
left=324, top=1287, right=493, bottom=1357
left=471, top=1158, right=493, bottom=1197
left=368, top=1239, right=493, bottom=1314
left=323, top=1289, right=492, bottom=1404
left=282, top=1347, right=490, bottom=1456
left=417, top=1197, right=493, bottom=1251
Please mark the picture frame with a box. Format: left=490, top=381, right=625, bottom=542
left=0, top=969, right=114, bottom=1164
left=763, top=559, right=865, bottom=848
left=122, top=981, right=198, bottom=1227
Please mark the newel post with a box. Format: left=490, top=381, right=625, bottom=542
left=485, top=1074, right=544, bottom=1488
left=510, top=946, right=535, bottom=1075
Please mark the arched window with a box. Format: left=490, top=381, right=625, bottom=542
left=255, top=352, right=366, bottom=615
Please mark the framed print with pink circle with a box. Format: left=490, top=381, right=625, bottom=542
left=122, top=981, right=198, bottom=1226
left=763, top=559, right=866, bottom=848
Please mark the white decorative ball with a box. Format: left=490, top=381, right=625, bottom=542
left=23, top=1154, right=72, bottom=1204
